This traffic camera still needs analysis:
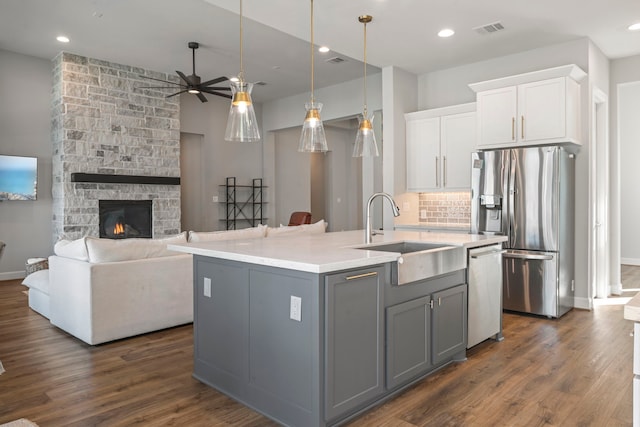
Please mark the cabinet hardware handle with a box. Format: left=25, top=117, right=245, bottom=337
left=435, top=157, right=439, bottom=187
left=443, top=156, right=447, bottom=187
left=470, top=249, right=507, bottom=259
left=430, top=299, right=434, bottom=309
left=521, top=116, right=524, bottom=139
left=503, top=253, right=553, bottom=261
left=345, top=271, right=378, bottom=281
left=512, top=117, right=515, bottom=140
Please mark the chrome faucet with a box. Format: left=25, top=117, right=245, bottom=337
left=365, top=192, right=400, bottom=244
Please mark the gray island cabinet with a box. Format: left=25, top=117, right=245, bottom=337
left=170, top=230, right=505, bottom=426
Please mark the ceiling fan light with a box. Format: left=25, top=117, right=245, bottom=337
left=225, top=80, right=260, bottom=142
left=188, top=88, right=200, bottom=94
left=299, top=101, right=328, bottom=152
left=353, top=113, right=379, bottom=157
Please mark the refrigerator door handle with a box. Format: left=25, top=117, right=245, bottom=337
left=503, top=252, right=554, bottom=261
left=508, top=152, right=516, bottom=248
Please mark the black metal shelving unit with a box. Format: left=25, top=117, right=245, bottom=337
left=220, top=177, right=267, bottom=230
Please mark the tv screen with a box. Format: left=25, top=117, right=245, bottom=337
left=0, top=155, right=38, bottom=201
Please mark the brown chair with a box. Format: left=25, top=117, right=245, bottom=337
left=288, top=212, right=312, bottom=226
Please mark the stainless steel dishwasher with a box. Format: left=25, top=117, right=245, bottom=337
left=467, top=244, right=505, bottom=348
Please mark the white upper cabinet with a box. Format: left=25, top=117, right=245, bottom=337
left=470, top=64, right=586, bottom=149
left=405, top=103, right=476, bottom=192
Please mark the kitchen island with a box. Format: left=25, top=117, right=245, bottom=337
left=170, top=230, right=506, bottom=427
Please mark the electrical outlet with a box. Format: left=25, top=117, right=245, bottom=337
left=290, top=295, right=302, bottom=322
left=212, top=196, right=219, bottom=203
left=420, top=209, right=427, bottom=219
left=203, top=277, right=211, bottom=298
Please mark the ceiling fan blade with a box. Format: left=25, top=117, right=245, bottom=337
left=166, top=89, right=189, bottom=98
left=196, top=92, right=208, bottom=103
left=138, top=86, right=184, bottom=89
left=200, top=76, right=229, bottom=87
left=201, top=86, right=231, bottom=91
left=200, top=88, right=233, bottom=99
left=176, top=70, right=191, bottom=85
left=138, top=75, right=183, bottom=86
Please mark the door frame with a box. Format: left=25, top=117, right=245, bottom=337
left=588, top=87, right=610, bottom=301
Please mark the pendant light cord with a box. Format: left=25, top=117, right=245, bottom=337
left=239, top=0, right=244, bottom=82
left=310, top=0, right=315, bottom=103
left=363, top=19, right=368, bottom=117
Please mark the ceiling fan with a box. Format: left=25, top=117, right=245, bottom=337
left=138, top=42, right=231, bottom=102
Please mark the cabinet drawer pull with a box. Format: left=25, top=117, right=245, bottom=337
left=521, top=116, right=524, bottom=139
left=345, top=271, right=378, bottom=281
left=512, top=117, right=515, bottom=140
left=443, top=156, right=447, bottom=187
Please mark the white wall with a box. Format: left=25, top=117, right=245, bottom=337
left=274, top=127, right=310, bottom=226
left=0, top=50, right=53, bottom=279
left=180, top=93, right=264, bottom=231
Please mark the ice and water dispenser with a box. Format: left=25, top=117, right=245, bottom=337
left=470, top=151, right=508, bottom=235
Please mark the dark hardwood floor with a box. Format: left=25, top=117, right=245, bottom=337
left=0, top=273, right=636, bottom=426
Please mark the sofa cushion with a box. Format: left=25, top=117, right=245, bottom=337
left=54, top=238, right=88, bottom=261
left=188, top=224, right=267, bottom=243
left=266, top=220, right=327, bottom=237
left=85, top=232, right=188, bottom=263
left=22, top=269, right=50, bottom=294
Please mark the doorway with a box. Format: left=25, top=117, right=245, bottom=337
left=590, top=88, right=610, bottom=300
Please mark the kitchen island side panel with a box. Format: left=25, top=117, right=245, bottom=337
left=192, top=255, right=324, bottom=427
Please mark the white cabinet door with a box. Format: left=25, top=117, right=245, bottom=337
left=406, top=116, right=440, bottom=191
left=441, top=112, right=476, bottom=189
left=518, top=77, right=566, bottom=142
left=476, top=86, right=517, bottom=147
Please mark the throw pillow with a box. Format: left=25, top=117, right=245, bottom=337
left=85, top=232, right=188, bottom=263
left=266, top=220, right=327, bottom=237
left=22, top=269, right=50, bottom=294
left=54, top=238, right=88, bottom=261
left=188, top=224, right=267, bottom=243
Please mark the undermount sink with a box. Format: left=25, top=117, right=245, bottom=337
left=356, top=241, right=466, bottom=286
left=357, top=241, right=451, bottom=254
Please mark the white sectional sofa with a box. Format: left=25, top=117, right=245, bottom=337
left=22, top=221, right=327, bottom=345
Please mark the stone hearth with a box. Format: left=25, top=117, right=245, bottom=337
left=51, top=52, right=181, bottom=241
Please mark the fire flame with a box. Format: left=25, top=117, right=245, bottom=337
left=114, top=222, right=125, bottom=235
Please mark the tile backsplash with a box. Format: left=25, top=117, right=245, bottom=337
left=418, top=191, right=471, bottom=228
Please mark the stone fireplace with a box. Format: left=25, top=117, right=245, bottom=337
left=51, top=52, right=182, bottom=241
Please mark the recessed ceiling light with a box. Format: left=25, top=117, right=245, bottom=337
left=629, top=22, right=640, bottom=31
left=56, top=35, right=70, bottom=43
left=438, top=28, right=455, bottom=38
left=318, top=46, right=330, bottom=53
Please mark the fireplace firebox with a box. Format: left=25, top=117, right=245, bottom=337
left=99, top=200, right=152, bottom=239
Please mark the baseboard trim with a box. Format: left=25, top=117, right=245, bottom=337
left=611, top=283, right=624, bottom=296
left=622, top=258, right=640, bottom=266
left=0, top=271, right=26, bottom=281
left=574, top=296, right=592, bottom=311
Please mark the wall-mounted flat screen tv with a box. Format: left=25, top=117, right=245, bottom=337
left=0, top=155, right=38, bottom=201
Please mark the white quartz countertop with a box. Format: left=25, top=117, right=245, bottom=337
left=624, top=292, right=640, bottom=322
left=169, top=229, right=507, bottom=274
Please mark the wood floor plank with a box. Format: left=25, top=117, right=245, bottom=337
left=0, top=275, right=637, bottom=426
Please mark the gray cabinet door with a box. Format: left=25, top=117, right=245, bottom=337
left=432, top=284, right=468, bottom=365
left=325, top=266, right=385, bottom=421
left=386, top=296, right=431, bottom=389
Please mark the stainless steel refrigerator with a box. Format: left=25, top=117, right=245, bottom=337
left=471, top=146, right=575, bottom=318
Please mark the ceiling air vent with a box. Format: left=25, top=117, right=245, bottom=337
left=326, top=56, right=347, bottom=64
left=254, top=81, right=267, bottom=86
left=473, top=21, right=505, bottom=35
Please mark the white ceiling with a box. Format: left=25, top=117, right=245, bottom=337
left=1, top=0, right=639, bottom=103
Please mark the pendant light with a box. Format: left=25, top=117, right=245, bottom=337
left=225, top=0, right=260, bottom=142
left=353, top=15, right=379, bottom=157
left=298, top=0, right=328, bottom=153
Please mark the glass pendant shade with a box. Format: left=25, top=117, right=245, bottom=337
left=353, top=112, right=379, bottom=157
left=225, top=80, right=260, bottom=142
left=298, top=101, right=328, bottom=152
